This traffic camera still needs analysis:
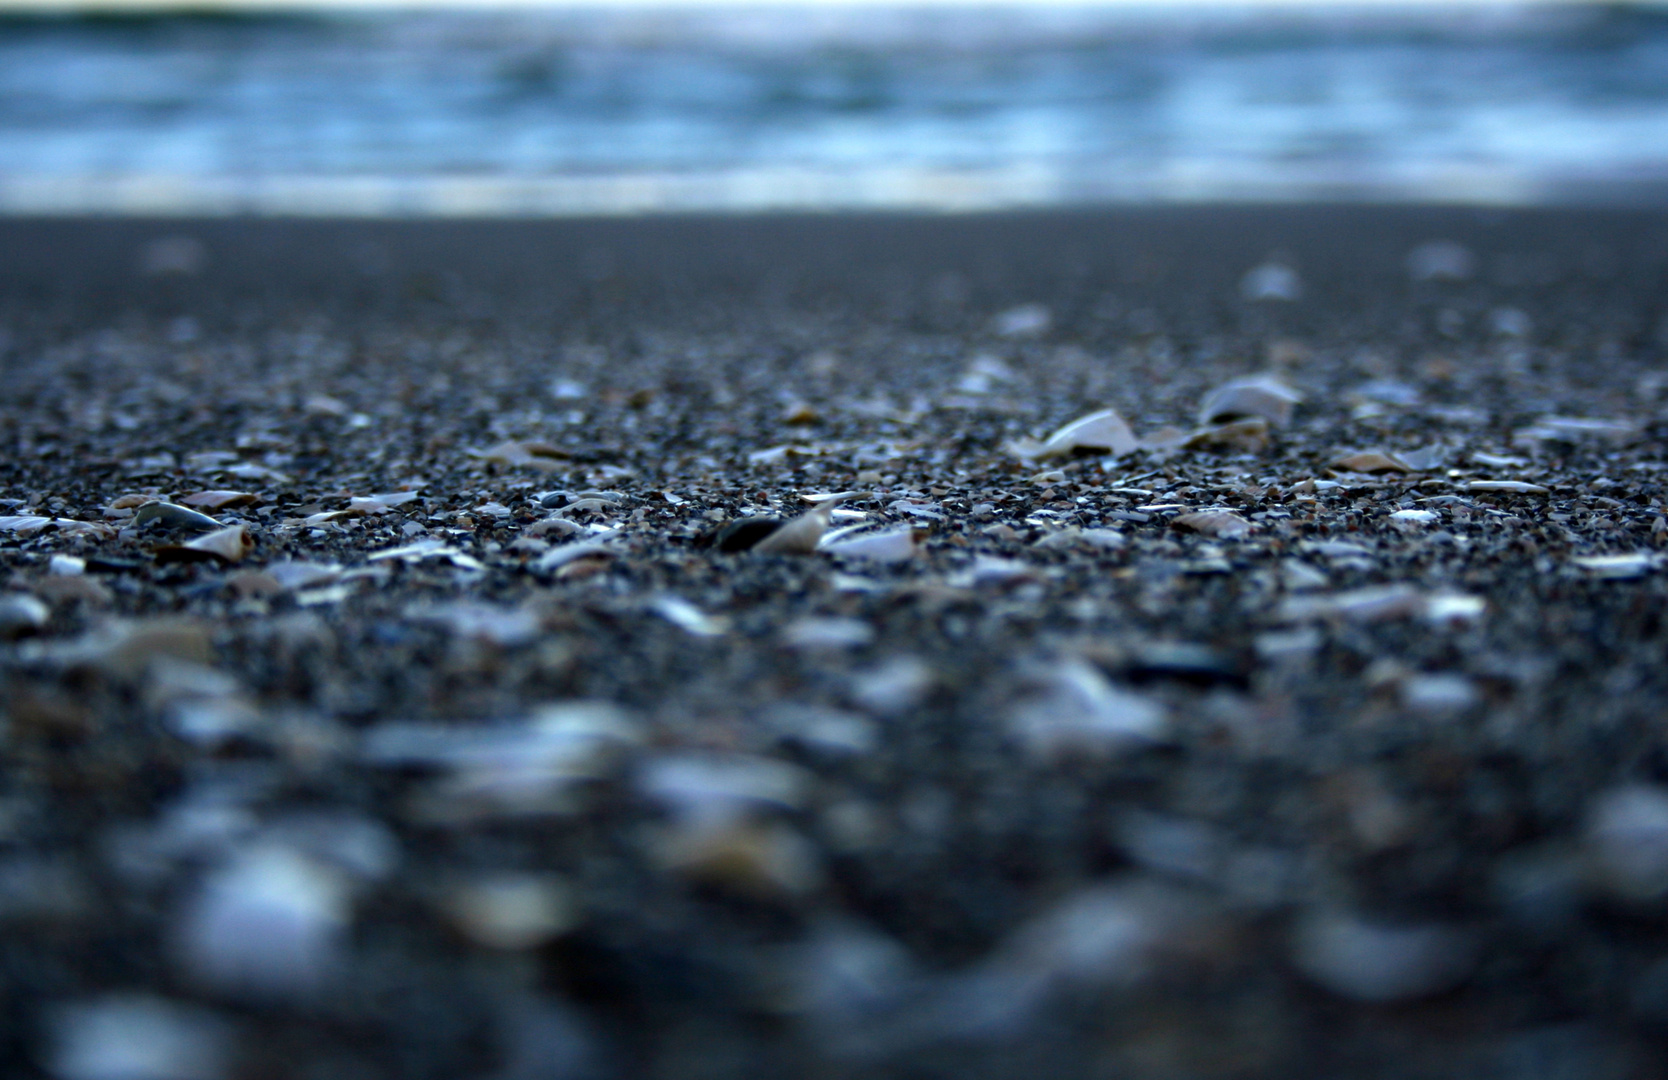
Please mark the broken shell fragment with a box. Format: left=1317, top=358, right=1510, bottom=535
left=1572, top=553, right=1662, bottom=579
left=132, top=502, right=224, bottom=533
left=753, top=499, right=842, bottom=556
left=1182, top=417, right=1270, bottom=454
left=1172, top=511, right=1253, bottom=539
left=1465, top=480, right=1550, bottom=495
left=0, top=593, right=51, bottom=639
left=1332, top=452, right=1415, bottom=474
left=1009, top=408, right=1138, bottom=461
left=155, top=525, right=253, bottom=566
left=179, top=491, right=258, bottom=511
left=1008, top=659, right=1167, bottom=761
left=818, top=528, right=919, bottom=563
left=1197, top=375, right=1301, bottom=428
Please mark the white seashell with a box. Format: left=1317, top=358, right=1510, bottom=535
left=819, top=528, right=918, bottom=563
left=1197, top=375, right=1301, bottom=427
left=1010, top=408, right=1139, bottom=461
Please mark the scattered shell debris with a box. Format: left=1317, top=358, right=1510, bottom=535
left=4, top=212, right=1668, bottom=1076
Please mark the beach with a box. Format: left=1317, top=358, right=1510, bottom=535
left=3, top=206, right=1668, bottom=1078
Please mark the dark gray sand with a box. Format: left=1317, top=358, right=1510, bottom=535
left=4, top=208, right=1668, bottom=1078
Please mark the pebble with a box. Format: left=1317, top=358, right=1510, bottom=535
left=0, top=592, right=50, bottom=639
left=1007, top=659, right=1167, bottom=760
left=442, top=873, right=578, bottom=950
left=1407, top=240, right=1475, bottom=282
left=46, top=995, right=232, bottom=1080
left=131, top=502, right=223, bottom=533
left=174, top=844, right=350, bottom=998
left=1399, top=672, right=1481, bottom=713
left=1582, top=785, right=1668, bottom=903
left=1290, top=910, right=1477, bottom=1002
left=1241, top=260, right=1302, bottom=301
left=781, top=616, right=875, bottom=650
left=992, top=302, right=1051, bottom=338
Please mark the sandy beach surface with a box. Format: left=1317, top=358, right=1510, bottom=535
left=3, top=207, right=1668, bottom=1078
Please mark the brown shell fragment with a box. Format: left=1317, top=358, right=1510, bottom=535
left=1183, top=418, right=1270, bottom=454
left=179, top=490, right=258, bottom=510
left=1333, top=451, right=1415, bottom=474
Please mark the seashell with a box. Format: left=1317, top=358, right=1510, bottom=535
left=1332, top=451, right=1415, bottom=474
left=1182, top=418, right=1269, bottom=454
left=188, top=525, right=253, bottom=563
left=754, top=499, right=844, bottom=556
left=132, top=502, right=224, bottom=533
left=1465, top=480, right=1549, bottom=495
left=1008, top=659, right=1167, bottom=761
left=993, top=302, right=1051, bottom=338
left=1009, top=408, right=1138, bottom=461
left=0, top=593, right=50, bottom=639
left=1197, top=375, right=1301, bottom=428
left=440, top=874, right=578, bottom=950
left=818, top=527, right=919, bottom=563
left=1172, top=511, right=1253, bottom=539
left=179, top=490, right=258, bottom=511
left=1572, top=553, right=1661, bottom=580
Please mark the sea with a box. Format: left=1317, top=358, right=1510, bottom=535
left=4, top=2, right=1668, bottom=215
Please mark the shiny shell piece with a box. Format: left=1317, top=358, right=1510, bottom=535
left=1172, top=511, right=1253, bottom=539
left=1197, top=375, right=1302, bottom=428
left=818, top=528, right=918, bottom=563
left=132, top=502, right=224, bottom=533
left=1182, top=417, right=1270, bottom=454
left=754, top=500, right=837, bottom=555
left=1011, top=408, right=1139, bottom=461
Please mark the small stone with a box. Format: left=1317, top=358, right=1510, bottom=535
left=848, top=656, right=936, bottom=716
left=1407, top=240, right=1475, bottom=282
left=753, top=500, right=838, bottom=556
left=1291, top=911, right=1476, bottom=1002
left=46, top=995, right=232, bottom=1080
left=1583, top=785, right=1668, bottom=903
left=993, top=302, right=1051, bottom=338
left=1572, top=553, right=1660, bottom=579
left=1400, top=672, right=1480, bottom=713
left=1241, top=260, right=1301, bottom=302
left=1008, top=659, right=1167, bottom=761
left=175, top=845, right=350, bottom=998
left=781, top=617, right=874, bottom=650
left=1465, top=480, right=1550, bottom=495
left=442, top=874, right=578, bottom=950
left=0, top=593, right=50, bottom=639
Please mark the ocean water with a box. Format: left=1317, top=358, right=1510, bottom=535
left=3, top=3, right=1668, bottom=214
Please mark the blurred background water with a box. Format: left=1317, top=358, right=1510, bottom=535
left=3, top=2, right=1668, bottom=215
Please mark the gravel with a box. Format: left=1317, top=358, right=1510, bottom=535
left=3, top=207, right=1668, bottom=1078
